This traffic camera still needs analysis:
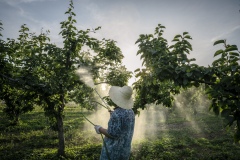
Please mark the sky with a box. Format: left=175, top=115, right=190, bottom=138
left=0, top=0, right=240, bottom=85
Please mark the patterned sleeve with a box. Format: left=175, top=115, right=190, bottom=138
left=107, top=111, right=122, bottom=139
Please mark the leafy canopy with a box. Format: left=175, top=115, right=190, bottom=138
left=133, top=24, right=240, bottom=142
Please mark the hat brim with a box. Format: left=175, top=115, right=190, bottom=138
left=109, top=86, right=133, bottom=109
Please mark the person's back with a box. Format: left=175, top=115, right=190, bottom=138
left=100, top=107, right=135, bottom=160
left=94, top=86, right=135, bottom=160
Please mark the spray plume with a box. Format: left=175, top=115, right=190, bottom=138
left=76, top=67, right=95, bottom=88
left=76, top=67, right=111, bottom=159
left=80, top=112, right=111, bottom=159
left=76, top=67, right=167, bottom=141
left=75, top=66, right=111, bottom=110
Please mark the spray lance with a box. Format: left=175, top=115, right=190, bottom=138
left=75, top=67, right=111, bottom=159
left=79, top=92, right=111, bottom=160
left=76, top=67, right=112, bottom=111
left=93, top=88, right=112, bottom=111
left=80, top=112, right=111, bottom=160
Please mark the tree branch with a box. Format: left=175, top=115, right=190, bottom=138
left=94, top=82, right=109, bottom=85
left=0, top=73, right=18, bottom=82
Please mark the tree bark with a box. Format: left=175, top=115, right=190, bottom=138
left=57, top=113, right=65, bottom=157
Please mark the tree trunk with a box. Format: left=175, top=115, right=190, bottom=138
left=56, top=87, right=66, bottom=157
left=12, top=115, right=19, bottom=126
left=57, top=109, right=65, bottom=157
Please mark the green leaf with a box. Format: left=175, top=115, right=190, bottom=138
left=214, top=49, right=223, bottom=57
left=229, top=52, right=240, bottom=57
left=181, top=67, right=186, bottom=72
left=212, top=59, right=222, bottom=66
left=134, top=68, right=140, bottom=72
left=183, top=78, right=188, bottom=85
left=184, top=35, right=192, bottom=39
left=221, top=109, right=231, bottom=118
left=174, top=35, right=182, bottom=39
left=172, top=38, right=179, bottom=42
left=204, top=68, right=211, bottom=74
left=186, top=72, right=192, bottom=77
left=226, top=116, right=235, bottom=126
left=189, top=58, right=196, bottom=61
left=175, top=68, right=181, bottom=74
left=225, top=46, right=238, bottom=52
left=213, top=39, right=225, bottom=46
left=231, top=66, right=237, bottom=72
left=183, top=32, right=189, bottom=35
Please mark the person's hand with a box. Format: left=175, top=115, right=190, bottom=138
left=94, top=125, right=102, bottom=134
left=108, top=110, right=113, bottom=115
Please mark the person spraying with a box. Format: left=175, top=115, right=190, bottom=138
left=94, top=86, right=135, bottom=160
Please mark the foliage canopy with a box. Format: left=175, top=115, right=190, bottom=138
left=0, top=0, right=131, bottom=157
left=133, top=24, right=240, bottom=142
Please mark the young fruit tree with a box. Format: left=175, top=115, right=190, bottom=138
left=133, top=24, right=240, bottom=142
left=0, top=0, right=131, bottom=157
left=0, top=22, right=39, bottom=125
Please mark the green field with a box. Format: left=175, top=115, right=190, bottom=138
left=0, top=105, right=240, bottom=160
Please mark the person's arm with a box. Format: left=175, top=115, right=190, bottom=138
left=99, top=127, right=114, bottom=138
left=94, top=109, right=121, bottom=139
left=94, top=125, right=114, bottom=138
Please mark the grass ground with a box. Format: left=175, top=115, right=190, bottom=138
left=0, top=105, right=240, bottom=160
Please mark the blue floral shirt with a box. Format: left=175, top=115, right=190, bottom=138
left=100, top=107, right=135, bottom=160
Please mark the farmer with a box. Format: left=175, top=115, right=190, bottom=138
left=94, top=86, right=135, bottom=160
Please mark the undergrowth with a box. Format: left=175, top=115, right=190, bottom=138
left=0, top=105, right=240, bottom=160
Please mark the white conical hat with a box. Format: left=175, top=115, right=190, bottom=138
left=109, top=86, right=134, bottom=109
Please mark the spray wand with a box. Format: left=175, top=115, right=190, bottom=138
left=93, top=88, right=112, bottom=111
left=76, top=68, right=111, bottom=159
left=76, top=67, right=112, bottom=111
left=92, top=100, right=108, bottom=110
left=80, top=112, right=111, bottom=160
